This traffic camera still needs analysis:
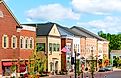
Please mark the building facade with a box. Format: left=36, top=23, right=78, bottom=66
left=26, top=23, right=62, bottom=74
left=0, top=1, right=36, bottom=77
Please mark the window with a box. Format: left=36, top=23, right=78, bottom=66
left=20, top=37, right=24, bottom=48
left=78, top=44, right=79, bottom=52
left=119, top=56, right=121, bottom=59
left=4, top=36, right=7, bottom=47
left=2, top=35, right=8, bottom=48
left=11, top=36, right=17, bottom=48
left=36, top=43, right=45, bottom=52
left=53, top=43, right=56, bottom=51
left=56, top=44, right=60, bottom=51
left=30, top=38, right=33, bottom=49
left=49, top=43, right=52, bottom=51
left=25, top=38, right=29, bottom=49
left=113, top=56, right=116, bottom=59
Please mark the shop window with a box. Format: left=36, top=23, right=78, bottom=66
left=3, top=66, right=11, bottom=76
left=113, top=56, right=116, bottom=59
left=36, top=43, right=45, bottom=52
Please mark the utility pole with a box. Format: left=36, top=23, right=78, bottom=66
left=74, top=50, right=77, bottom=78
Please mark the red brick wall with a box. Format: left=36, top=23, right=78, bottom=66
left=0, top=2, right=20, bottom=60
left=20, top=30, right=36, bottom=59
left=80, top=37, right=86, bottom=56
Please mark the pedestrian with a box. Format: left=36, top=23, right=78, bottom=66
left=86, top=76, right=89, bottom=78
left=104, top=75, right=107, bottom=78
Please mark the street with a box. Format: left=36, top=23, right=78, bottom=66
left=42, top=70, right=121, bottom=78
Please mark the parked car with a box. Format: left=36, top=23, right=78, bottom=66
left=104, top=66, right=113, bottom=71
left=98, top=67, right=106, bottom=72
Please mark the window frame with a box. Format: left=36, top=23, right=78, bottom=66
left=20, top=36, right=24, bottom=49
left=11, top=35, right=17, bottom=49
left=49, top=43, right=52, bottom=54
left=53, top=43, right=56, bottom=51
left=2, top=35, right=8, bottom=49
left=25, top=37, right=29, bottom=49
left=56, top=44, right=60, bottom=51
left=30, top=37, right=34, bottom=49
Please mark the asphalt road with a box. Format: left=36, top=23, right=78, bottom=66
left=42, top=70, right=121, bottom=78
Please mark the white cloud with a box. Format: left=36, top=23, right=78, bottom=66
left=26, top=3, right=80, bottom=21
left=71, top=0, right=121, bottom=15
left=77, top=16, right=121, bottom=34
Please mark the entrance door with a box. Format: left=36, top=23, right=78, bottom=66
left=55, top=61, right=58, bottom=74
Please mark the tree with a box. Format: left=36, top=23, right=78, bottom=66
left=113, top=57, right=119, bottom=67
left=98, top=31, right=121, bottom=51
left=28, top=45, right=47, bottom=77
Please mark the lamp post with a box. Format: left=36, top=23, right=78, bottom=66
left=74, top=49, right=77, bottom=78
left=91, top=47, right=94, bottom=78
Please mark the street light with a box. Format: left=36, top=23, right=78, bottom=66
left=74, top=49, right=77, bottom=78
left=91, top=47, right=94, bottom=78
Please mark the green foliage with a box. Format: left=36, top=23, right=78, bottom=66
left=98, top=31, right=121, bottom=51
left=28, top=46, right=47, bottom=76
left=10, top=65, right=17, bottom=73
left=76, top=59, right=80, bottom=74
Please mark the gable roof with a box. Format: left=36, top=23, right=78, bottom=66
left=23, top=22, right=55, bottom=36
left=37, top=23, right=54, bottom=36
left=0, top=0, right=20, bottom=26
left=56, top=24, right=85, bottom=37
left=71, top=26, right=106, bottom=41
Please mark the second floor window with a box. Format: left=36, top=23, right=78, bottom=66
left=30, top=39, right=32, bottom=48
left=53, top=43, right=56, bottom=51
left=4, top=36, right=7, bottom=48
left=56, top=44, right=60, bottom=51
left=30, top=38, right=34, bottom=49
left=2, top=35, right=8, bottom=48
left=49, top=43, right=52, bottom=52
left=20, top=37, right=24, bottom=48
left=12, top=36, right=17, bottom=48
left=25, top=38, right=28, bottom=49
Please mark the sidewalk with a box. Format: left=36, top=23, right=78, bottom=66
left=40, top=72, right=74, bottom=78
left=113, top=67, right=121, bottom=71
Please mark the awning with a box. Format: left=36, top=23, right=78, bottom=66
left=2, top=62, right=12, bottom=66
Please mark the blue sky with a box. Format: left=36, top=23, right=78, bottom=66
left=4, top=0, right=121, bottom=34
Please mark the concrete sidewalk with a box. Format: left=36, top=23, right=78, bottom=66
left=40, top=72, right=74, bottom=78
left=113, top=67, right=121, bottom=71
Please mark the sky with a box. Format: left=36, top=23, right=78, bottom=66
left=4, top=0, right=121, bottom=34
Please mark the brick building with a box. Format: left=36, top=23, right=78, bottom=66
left=0, top=1, right=36, bottom=77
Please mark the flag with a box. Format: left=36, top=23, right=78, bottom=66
left=61, top=46, right=70, bottom=52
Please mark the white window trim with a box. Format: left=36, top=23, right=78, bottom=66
left=11, top=35, right=17, bottom=49
left=29, top=37, right=34, bottom=49
left=20, top=36, right=24, bottom=49
left=2, top=34, right=9, bottom=49
left=25, top=37, right=29, bottom=49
